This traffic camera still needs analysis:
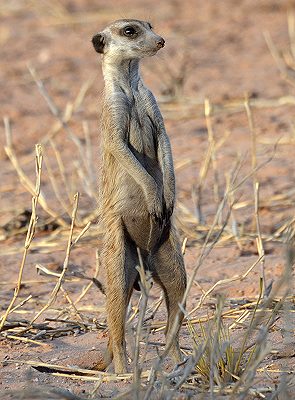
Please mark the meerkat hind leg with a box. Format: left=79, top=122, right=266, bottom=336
left=100, top=222, right=139, bottom=374
left=151, top=226, right=187, bottom=362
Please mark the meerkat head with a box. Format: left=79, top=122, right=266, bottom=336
left=92, top=19, right=165, bottom=62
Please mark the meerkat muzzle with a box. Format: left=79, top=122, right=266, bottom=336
left=156, top=38, right=165, bottom=48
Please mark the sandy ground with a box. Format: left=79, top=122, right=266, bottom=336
left=0, top=0, right=294, bottom=399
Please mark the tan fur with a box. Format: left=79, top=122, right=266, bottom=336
left=92, top=19, right=187, bottom=373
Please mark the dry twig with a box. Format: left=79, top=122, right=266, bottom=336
left=0, top=142, right=43, bottom=330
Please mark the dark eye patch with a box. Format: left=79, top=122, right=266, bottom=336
left=122, top=26, right=137, bottom=37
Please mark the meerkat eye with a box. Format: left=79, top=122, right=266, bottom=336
left=123, top=26, right=137, bottom=37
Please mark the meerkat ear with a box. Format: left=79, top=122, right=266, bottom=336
left=92, top=33, right=106, bottom=54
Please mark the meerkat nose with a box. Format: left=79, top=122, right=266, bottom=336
left=156, top=38, right=165, bottom=48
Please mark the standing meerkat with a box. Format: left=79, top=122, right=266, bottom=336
left=92, top=19, right=187, bottom=374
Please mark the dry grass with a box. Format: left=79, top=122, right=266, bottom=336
left=1, top=8, right=295, bottom=400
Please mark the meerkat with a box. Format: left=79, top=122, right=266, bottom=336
left=92, top=19, right=187, bottom=374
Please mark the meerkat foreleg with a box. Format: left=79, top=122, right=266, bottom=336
left=144, top=92, right=175, bottom=221
left=157, top=131, right=176, bottom=221
left=107, top=128, right=164, bottom=219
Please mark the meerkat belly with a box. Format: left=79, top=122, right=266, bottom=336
left=103, top=152, right=162, bottom=216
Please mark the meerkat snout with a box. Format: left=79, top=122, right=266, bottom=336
left=156, top=37, right=165, bottom=48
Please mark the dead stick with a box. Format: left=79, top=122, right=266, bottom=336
left=3, top=118, right=67, bottom=228
left=0, top=144, right=43, bottom=330
left=255, top=183, right=266, bottom=293
left=205, top=98, right=220, bottom=204
left=31, top=192, right=79, bottom=323
left=245, top=96, right=266, bottom=293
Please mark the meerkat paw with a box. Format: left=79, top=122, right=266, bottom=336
left=147, top=188, right=163, bottom=221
